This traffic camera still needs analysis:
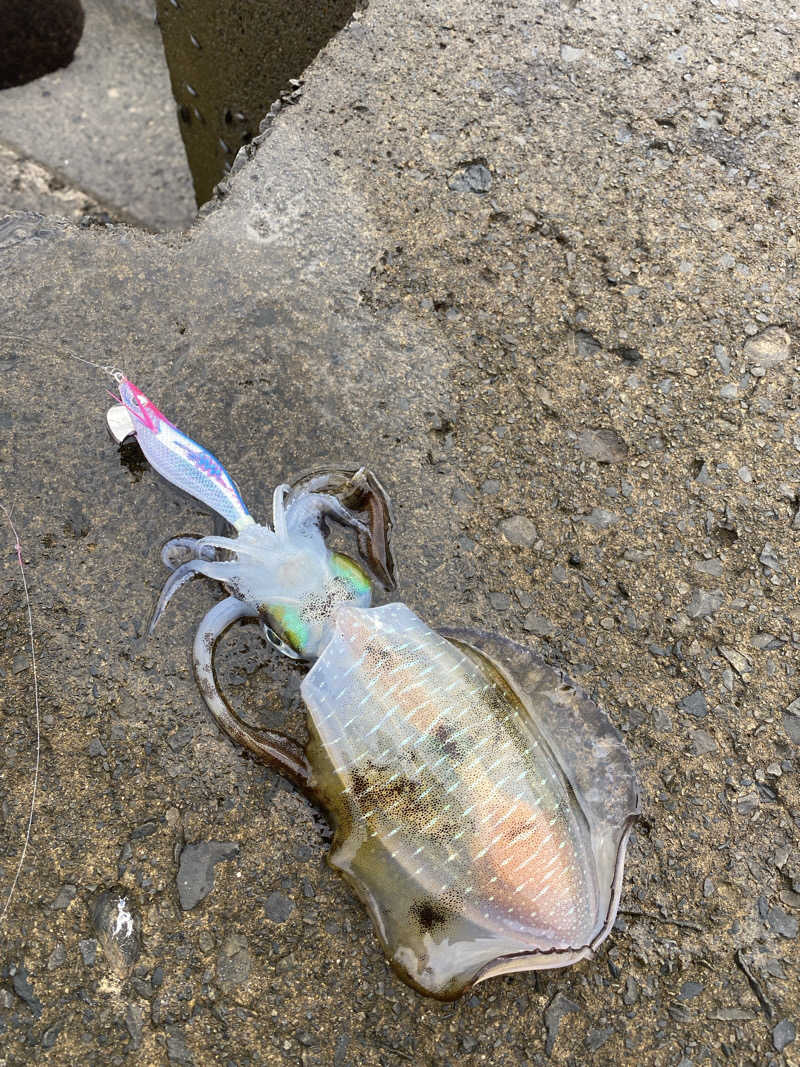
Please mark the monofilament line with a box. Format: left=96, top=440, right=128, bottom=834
left=0, top=505, right=41, bottom=926
left=0, top=331, right=125, bottom=383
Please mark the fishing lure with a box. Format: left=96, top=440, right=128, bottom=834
left=109, top=380, right=640, bottom=1000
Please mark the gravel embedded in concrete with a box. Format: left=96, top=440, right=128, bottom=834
left=0, top=0, right=798, bottom=1062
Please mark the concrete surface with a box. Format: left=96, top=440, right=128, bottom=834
left=0, top=0, right=194, bottom=229
left=0, top=143, right=107, bottom=223
left=0, top=0, right=799, bottom=1064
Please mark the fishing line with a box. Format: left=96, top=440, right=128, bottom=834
left=0, top=330, right=125, bottom=384
left=0, top=331, right=118, bottom=923
left=0, top=505, right=41, bottom=927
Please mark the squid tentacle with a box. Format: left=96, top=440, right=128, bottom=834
left=193, top=597, right=314, bottom=793
left=285, top=492, right=370, bottom=544
left=195, top=534, right=281, bottom=562
left=272, top=483, right=291, bottom=540
left=160, top=535, right=216, bottom=571
left=287, top=467, right=396, bottom=590
left=148, top=559, right=216, bottom=634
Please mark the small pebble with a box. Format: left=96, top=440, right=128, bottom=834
left=216, top=933, right=251, bottom=990
left=686, top=589, right=724, bottom=619
left=718, top=646, right=751, bottom=677
left=90, top=887, right=141, bottom=977
left=264, top=891, right=294, bottom=924
left=737, top=792, right=759, bottom=815
left=51, top=884, right=77, bottom=910
left=126, top=1003, right=144, bottom=1047
left=544, top=991, right=581, bottom=1056
left=79, top=939, right=97, bottom=965
left=773, top=1019, right=796, bottom=1053
left=694, top=558, right=722, bottom=577
left=177, top=841, right=239, bottom=910
left=714, top=344, right=731, bottom=373
left=576, top=427, right=628, bottom=463
left=623, top=976, right=640, bottom=1005
left=448, top=164, right=492, bottom=194
left=760, top=543, right=780, bottom=571
left=578, top=507, right=619, bottom=530
left=523, top=612, right=556, bottom=636
left=744, top=326, right=791, bottom=368
left=47, top=943, right=66, bottom=970
left=41, top=1022, right=62, bottom=1050
left=585, top=1028, right=613, bottom=1051
left=679, top=690, right=707, bottom=719
left=768, top=905, right=799, bottom=939
left=679, top=980, right=704, bottom=1000
left=499, top=515, right=538, bottom=547
left=560, top=44, right=584, bottom=62
left=11, top=965, right=41, bottom=1016
left=166, top=1031, right=192, bottom=1065
left=692, top=729, right=717, bottom=755
left=488, top=592, right=511, bottom=611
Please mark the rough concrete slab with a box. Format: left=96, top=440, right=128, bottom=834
left=1, top=0, right=799, bottom=1064
left=0, top=142, right=111, bottom=222
left=0, top=0, right=194, bottom=229
left=114, top=0, right=155, bottom=17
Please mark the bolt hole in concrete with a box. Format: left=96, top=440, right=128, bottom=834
left=0, top=0, right=358, bottom=228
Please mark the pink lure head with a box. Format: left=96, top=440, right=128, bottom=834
left=120, top=379, right=176, bottom=435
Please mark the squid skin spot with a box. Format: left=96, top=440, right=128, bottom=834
left=410, top=899, right=451, bottom=934
left=197, top=676, right=216, bottom=699
left=350, top=769, right=369, bottom=799
left=433, top=723, right=461, bottom=758
left=375, top=773, right=416, bottom=804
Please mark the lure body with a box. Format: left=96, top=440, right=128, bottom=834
left=118, top=379, right=253, bottom=531
left=110, top=383, right=640, bottom=999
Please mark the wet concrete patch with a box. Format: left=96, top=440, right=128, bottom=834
left=155, top=0, right=360, bottom=205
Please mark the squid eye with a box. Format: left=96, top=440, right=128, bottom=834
left=264, top=604, right=309, bottom=657
left=330, top=553, right=372, bottom=598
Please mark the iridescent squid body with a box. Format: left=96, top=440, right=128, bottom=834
left=110, top=380, right=640, bottom=999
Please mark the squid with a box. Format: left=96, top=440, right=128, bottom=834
left=107, top=379, right=640, bottom=1000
